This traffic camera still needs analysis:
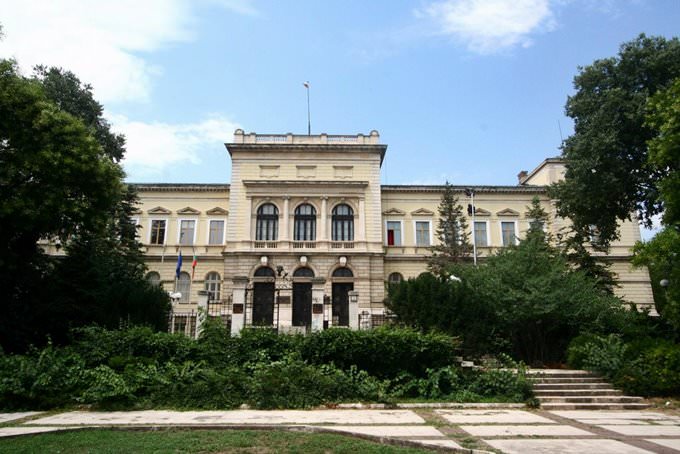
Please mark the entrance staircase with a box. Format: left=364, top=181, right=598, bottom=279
left=528, top=369, right=650, bottom=410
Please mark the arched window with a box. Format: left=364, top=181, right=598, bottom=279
left=177, top=272, right=191, bottom=304
left=332, top=204, right=354, bottom=241
left=145, top=271, right=161, bottom=287
left=294, top=204, right=316, bottom=241
left=387, top=272, right=403, bottom=285
left=256, top=203, right=278, bottom=241
left=293, top=267, right=315, bottom=278
left=332, top=268, right=354, bottom=278
left=205, top=272, right=221, bottom=301
left=254, top=267, right=275, bottom=277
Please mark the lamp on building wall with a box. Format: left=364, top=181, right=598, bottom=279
left=339, top=256, right=347, bottom=267
left=299, top=256, right=308, bottom=266
left=260, top=256, right=268, bottom=266
left=349, top=292, right=358, bottom=304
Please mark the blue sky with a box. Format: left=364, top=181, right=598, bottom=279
left=0, top=0, right=678, bottom=190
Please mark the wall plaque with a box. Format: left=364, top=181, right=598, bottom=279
left=312, top=304, right=324, bottom=314
left=232, top=303, right=244, bottom=314
left=277, top=296, right=291, bottom=305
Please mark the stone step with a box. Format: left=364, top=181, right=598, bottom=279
left=533, top=383, right=614, bottom=390
left=534, top=389, right=622, bottom=396
left=530, top=377, right=608, bottom=383
left=539, top=402, right=651, bottom=411
left=538, top=396, right=644, bottom=404
left=526, top=369, right=599, bottom=378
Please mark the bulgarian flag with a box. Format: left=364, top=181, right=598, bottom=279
left=191, top=253, right=198, bottom=280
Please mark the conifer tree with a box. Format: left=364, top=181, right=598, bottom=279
left=429, top=182, right=471, bottom=275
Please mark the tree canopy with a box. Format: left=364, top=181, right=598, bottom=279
left=428, top=182, right=471, bottom=274
left=0, top=59, right=168, bottom=352
left=551, top=34, right=680, bottom=245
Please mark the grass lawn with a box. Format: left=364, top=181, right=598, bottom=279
left=0, top=428, right=434, bottom=453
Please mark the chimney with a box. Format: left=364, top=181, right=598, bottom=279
left=517, top=170, right=528, bottom=184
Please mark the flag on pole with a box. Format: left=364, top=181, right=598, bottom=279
left=191, top=253, right=198, bottom=280
left=175, top=250, right=183, bottom=279
left=303, top=81, right=309, bottom=88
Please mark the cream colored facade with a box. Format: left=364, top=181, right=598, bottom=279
left=132, top=130, right=654, bottom=332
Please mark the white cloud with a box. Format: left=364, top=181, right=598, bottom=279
left=109, top=113, right=240, bottom=178
left=0, top=0, right=256, bottom=103
left=421, top=0, right=556, bottom=54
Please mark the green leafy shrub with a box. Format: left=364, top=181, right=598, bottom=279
left=0, top=344, right=87, bottom=409
left=247, top=358, right=351, bottom=409
left=567, top=334, right=626, bottom=379
left=299, top=326, right=460, bottom=378
left=616, top=339, right=680, bottom=396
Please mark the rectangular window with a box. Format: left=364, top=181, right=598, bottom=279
left=474, top=221, right=488, bottom=247
left=386, top=221, right=402, bottom=246
left=501, top=221, right=516, bottom=246
left=179, top=220, right=195, bottom=245
left=415, top=221, right=430, bottom=246
left=208, top=220, right=225, bottom=245
left=150, top=219, right=166, bottom=245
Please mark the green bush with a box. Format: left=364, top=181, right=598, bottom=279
left=299, top=326, right=460, bottom=378
left=567, top=334, right=680, bottom=397
left=567, top=334, right=626, bottom=379
left=0, top=325, right=529, bottom=410
left=247, top=358, right=351, bottom=409
left=616, top=339, right=680, bottom=396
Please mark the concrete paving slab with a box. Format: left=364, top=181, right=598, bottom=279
left=460, top=424, right=592, bottom=437
left=411, top=438, right=465, bottom=449
left=0, top=427, right=78, bottom=438
left=551, top=410, right=676, bottom=421
left=435, top=409, right=555, bottom=424
left=0, top=412, right=42, bottom=423
left=598, top=425, right=680, bottom=436
left=484, top=439, right=654, bottom=454
left=645, top=439, right=680, bottom=450
left=319, top=425, right=444, bottom=437
left=573, top=418, right=654, bottom=425
left=26, top=410, right=425, bottom=426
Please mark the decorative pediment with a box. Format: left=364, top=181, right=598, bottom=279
left=410, top=208, right=434, bottom=216
left=474, top=207, right=491, bottom=216
left=206, top=207, right=229, bottom=216
left=496, top=208, right=520, bottom=217
left=147, top=206, right=171, bottom=215
left=177, top=207, right=201, bottom=215
left=382, top=208, right=406, bottom=216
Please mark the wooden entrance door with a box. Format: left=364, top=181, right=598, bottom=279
left=332, top=283, right=353, bottom=327
left=292, top=283, right=312, bottom=327
left=252, top=282, right=275, bottom=326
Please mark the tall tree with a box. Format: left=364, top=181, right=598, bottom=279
left=428, top=182, right=471, bottom=275
left=645, top=78, right=680, bottom=227
left=551, top=34, right=680, bottom=245
left=0, top=60, right=168, bottom=351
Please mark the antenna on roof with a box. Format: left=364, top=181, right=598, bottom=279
left=557, top=119, right=564, bottom=143
left=304, top=81, right=311, bottom=135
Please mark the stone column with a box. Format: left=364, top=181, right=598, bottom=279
left=195, top=290, right=209, bottom=339
left=348, top=290, right=359, bottom=330
left=311, top=277, right=326, bottom=332
left=245, top=197, right=253, bottom=245
left=357, top=198, right=366, bottom=242
left=319, top=196, right=328, bottom=241
left=281, top=196, right=290, bottom=243
left=231, top=276, right=249, bottom=336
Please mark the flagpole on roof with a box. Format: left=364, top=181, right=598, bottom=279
left=304, top=81, right=311, bottom=135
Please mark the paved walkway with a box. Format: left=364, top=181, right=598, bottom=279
left=1, top=408, right=680, bottom=453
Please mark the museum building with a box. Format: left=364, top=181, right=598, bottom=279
left=130, top=129, right=654, bottom=335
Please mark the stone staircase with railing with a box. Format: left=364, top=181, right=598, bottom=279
left=528, top=369, right=650, bottom=410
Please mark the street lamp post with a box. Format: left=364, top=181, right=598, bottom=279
left=465, top=188, right=477, bottom=266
